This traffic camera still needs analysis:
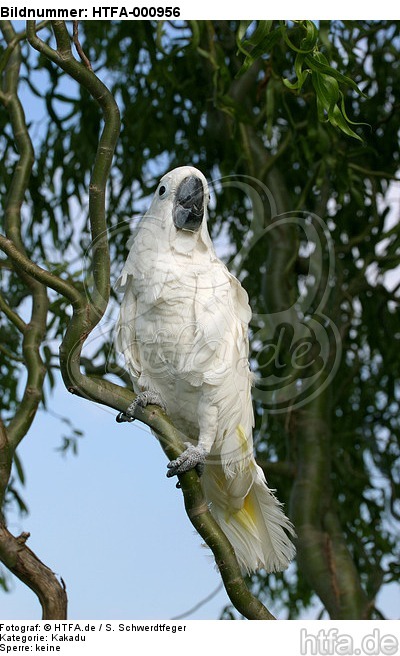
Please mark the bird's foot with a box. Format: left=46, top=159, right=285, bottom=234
left=116, top=391, right=167, bottom=423
left=166, top=442, right=207, bottom=478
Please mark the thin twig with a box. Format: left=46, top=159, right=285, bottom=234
left=0, top=420, right=11, bottom=514
left=72, top=21, right=92, bottom=70
left=170, top=582, right=224, bottom=620
left=0, top=293, right=26, bottom=333
left=0, top=343, right=24, bottom=363
left=0, top=20, right=50, bottom=75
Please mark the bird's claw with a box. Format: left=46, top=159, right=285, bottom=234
left=167, top=443, right=207, bottom=478
left=116, top=390, right=167, bottom=423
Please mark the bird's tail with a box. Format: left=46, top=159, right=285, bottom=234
left=201, top=459, right=295, bottom=574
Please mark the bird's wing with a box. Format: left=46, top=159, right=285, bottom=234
left=115, top=277, right=141, bottom=382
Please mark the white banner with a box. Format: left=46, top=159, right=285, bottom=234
left=0, top=621, right=399, bottom=656
left=0, top=1, right=398, bottom=20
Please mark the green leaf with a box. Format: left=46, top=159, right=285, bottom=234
left=283, top=52, right=309, bottom=90
left=311, top=62, right=366, bottom=140
left=7, top=484, right=29, bottom=515
left=236, top=20, right=274, bottom=53
left=305, top=51, right=366, bottom=96
left=235, top=24, right=283, bottom=78
left=339, top=91, right=370, bottom=130
left=265, top=77, right=276, bottom=140
left=0, top=569, right=10, bottom=592
left=13, top=452, right=25, bottom=486
left=246, top=20, right=274, bottom=47
left=312, top=71, right=340, bottom=118
left=300, top=20, right=319, bottom=52
left=329, top=102, right=364, bottom=141
left=283, top=20, right=318, bottom=54
left=236, top=20, right=254, bottom=55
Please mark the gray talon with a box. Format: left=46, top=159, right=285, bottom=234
left=167, top=443, right=207, bottom=478
left=116, top=411, right=134, bottom=423
left=116, top=390, right=167, bottom=423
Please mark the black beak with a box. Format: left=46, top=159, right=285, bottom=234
left=173, top=175, right=204, bottom=232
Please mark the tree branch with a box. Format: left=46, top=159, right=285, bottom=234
left=290, top=390, right=370, bottom=618
left=0, top=291, right=26, bottom=333
left=72, top=21, right=92, bottom=70
left=0, top=233, right=135, bottom=411
left=0, top=20, right=67, bottom=620
left=0, top=236, right=84, bottom=306
left=257, top=459, right=296, bottom=480
left=0, top=343, right=25, bottom=363
left=170, top=582, right=223, bottom=620
left=0, top=524, right=67, bottom=619
left=0, top=20, right=48, bottom=451
left=0, top=20, right=50, bottom=75
left=26, top=20, right=119, bottom=402
left=238, top=114, right=371, bottom=618
left=0, top=420, right=11, bottom=517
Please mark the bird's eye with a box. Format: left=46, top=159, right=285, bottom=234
left=159, top=185, right=166, bottom=197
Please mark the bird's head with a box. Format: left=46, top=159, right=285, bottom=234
left=146, top=166, right=214, bottom=257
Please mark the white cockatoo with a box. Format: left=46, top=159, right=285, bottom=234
left=115, top=166, right=295, bottom=573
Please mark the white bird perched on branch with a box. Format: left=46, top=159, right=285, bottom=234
left=115, top=165, right=295, bottom=574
